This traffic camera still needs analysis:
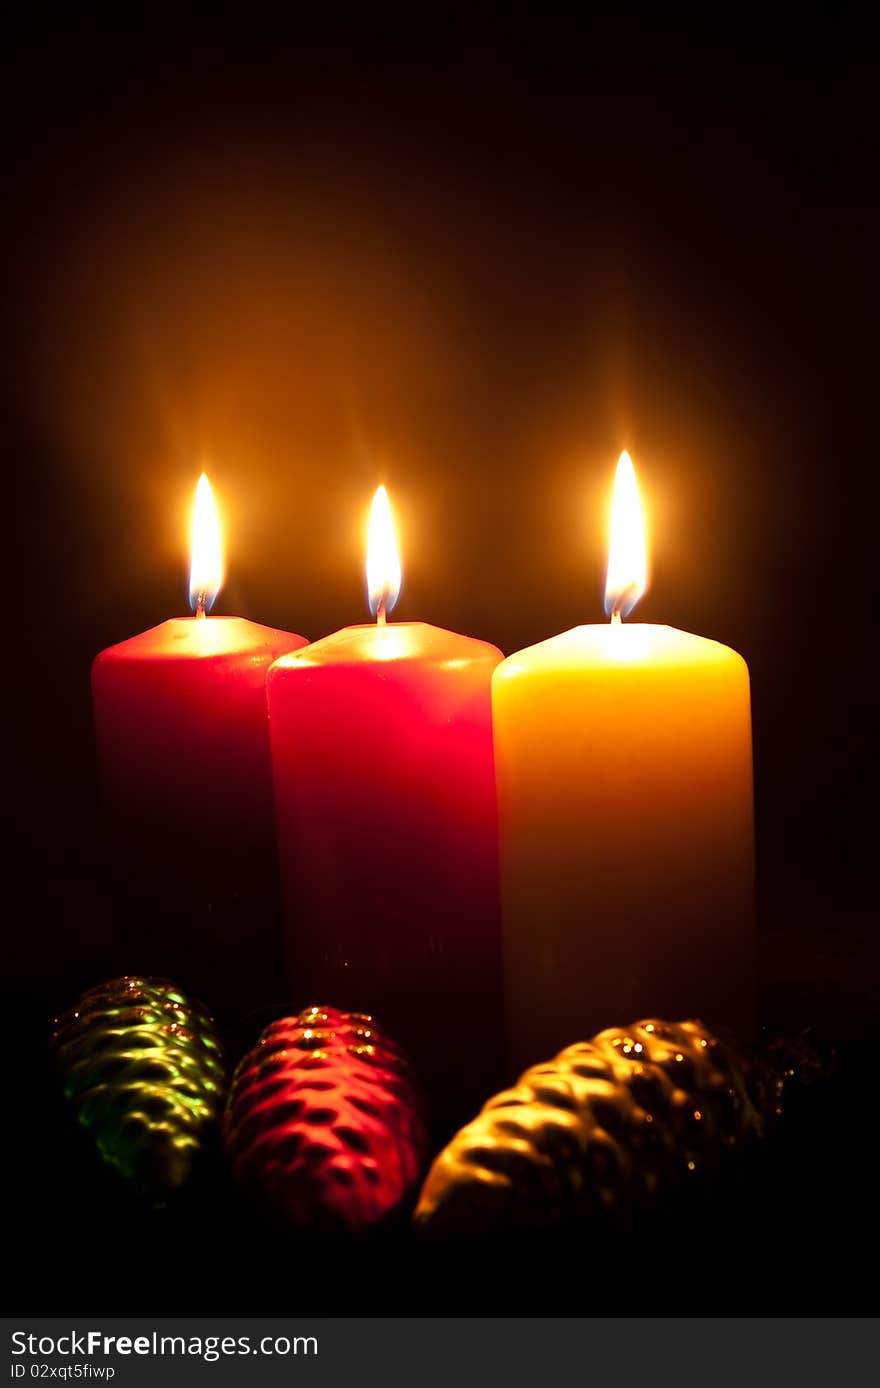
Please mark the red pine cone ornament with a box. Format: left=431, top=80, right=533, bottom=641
left=224, top=1006, right=429, bottom=1230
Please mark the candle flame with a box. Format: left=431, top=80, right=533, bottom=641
left=604, top=450, right=648, bottom=620
left=366, top=485, right=401, bottom=621
left=189, top=473, right=223, bottom=615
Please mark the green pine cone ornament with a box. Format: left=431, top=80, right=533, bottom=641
left=225, top=1006, right=429, bottom=1230
left=52, top=976, right=225, bottom=1198
left=414, top=1017, right=791, bottom=1235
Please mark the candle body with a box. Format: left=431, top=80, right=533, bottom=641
left=493, top=624, right=755, bottom=1075
left=268, top=622, right=503, bottom=1121
left=92, top=617, right=308, bottom=1008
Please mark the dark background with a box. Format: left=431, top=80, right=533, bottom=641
left=5, top=6, right=878, bottom=1312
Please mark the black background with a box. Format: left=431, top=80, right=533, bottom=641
left=5, top=6, right=878, bottom=1313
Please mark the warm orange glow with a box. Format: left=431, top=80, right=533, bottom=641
left=366, top=485, right=401, bottom=622
left=604, top=450, right=648, bottom=619
left=189, top=473, right=223, bottom=615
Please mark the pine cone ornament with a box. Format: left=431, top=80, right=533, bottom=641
left=225, top=1006, right=429, bottom=1230
left=414, top=1017, right=794, bottom=1235
left=52, top=976, right=225, bottom=1199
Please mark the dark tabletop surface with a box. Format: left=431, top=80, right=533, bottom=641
left=6, top=898, right=878, bottom=1317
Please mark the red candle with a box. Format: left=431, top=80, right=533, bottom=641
left=92, top=475, right=308, bottom=1007
left=267, top=488, right=503, bottom=1121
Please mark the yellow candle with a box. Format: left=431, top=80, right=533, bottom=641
left=493, top=453, right=755, bottom=1075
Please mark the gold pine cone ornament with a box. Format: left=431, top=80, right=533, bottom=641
left=414, top=1018, right=787, bottom=1234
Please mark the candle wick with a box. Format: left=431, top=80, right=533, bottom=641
left=195, top=592, right=207, bottom=620
left=376, top=599, right=387, bottom=628
left=610, top=609, right=622, bottom=626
